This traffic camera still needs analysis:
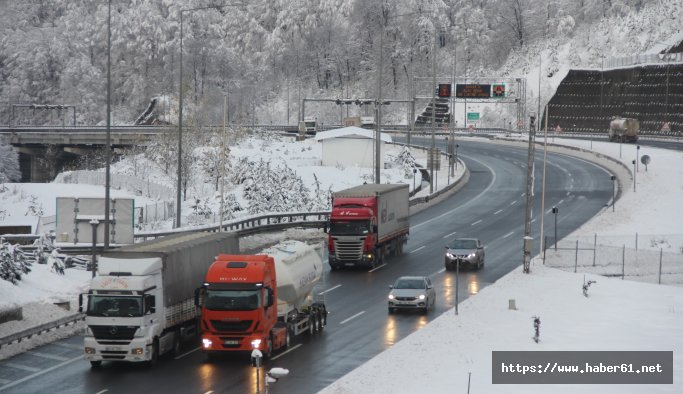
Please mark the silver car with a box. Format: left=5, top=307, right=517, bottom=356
left=445, top=238, right=485, bottom=270
left=387, top=276, right=436, bottom=314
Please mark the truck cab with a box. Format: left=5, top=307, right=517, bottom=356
left=298, top=117, right=318, bottom=135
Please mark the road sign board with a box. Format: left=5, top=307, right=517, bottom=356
left=456, top=84, right=491, bottom=98
left=555, top=125, right=562, bottom=132
left=661, top=122, right=671, bottom=132
left=517, top=120, right=524, bottom=128
left=467, top=112, right=480, bottom=120
left=492, top=84, right=506, bottom=98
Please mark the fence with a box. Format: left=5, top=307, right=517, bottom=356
left=54, top=170, right=174, bottom=200
left=135, top=201, right=175, bottom=226
left=542, top=233, right=683, bottom=286
left=600, top=52, right=683, bottom=69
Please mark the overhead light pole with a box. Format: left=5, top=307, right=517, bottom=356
left=104, top=0, right=112, bottom=247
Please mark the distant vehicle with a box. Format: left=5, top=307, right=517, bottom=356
left=445, top=238, right=485, bottom=270
left=387, top=276, right=436, bottom=314
left=325, top=184, right=410, bottom=270
left=298, top=116, right=318, bottom=135
left=359, top=116, right=375, bottom=130
left=609, top=118, right=639, bottom=142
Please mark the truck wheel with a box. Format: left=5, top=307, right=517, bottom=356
left=89, top=360, right=102, bottom=368
left=316, top=311, right=323, bottom=332
left=308, top=316, right=316, bottom=335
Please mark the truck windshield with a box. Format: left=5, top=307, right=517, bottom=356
left=329, top=220, right=371, bottom=236
left=87, top=295, right=143, bottom=317
left=205, top=290, right=262, bottom=311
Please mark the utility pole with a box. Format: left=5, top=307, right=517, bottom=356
left=430, top=27, right=437, bottom=193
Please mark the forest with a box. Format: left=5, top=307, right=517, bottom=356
left=0, top=0, right=659, bottom=127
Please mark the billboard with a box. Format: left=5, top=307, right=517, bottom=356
left=56, top=197, right=134, bottom=245
left=455, top=84, right=491, bottom=98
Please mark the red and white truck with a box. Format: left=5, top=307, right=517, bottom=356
left=326, top=184, right=410, bottom=270
left=196, top=240, right=326, bottom=359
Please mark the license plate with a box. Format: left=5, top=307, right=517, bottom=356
left=224, top=340, right=240, bottom=345
left=105, top=346, right=121, bottom=351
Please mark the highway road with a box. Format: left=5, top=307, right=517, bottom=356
left=0, top=139, right=613, bottom=394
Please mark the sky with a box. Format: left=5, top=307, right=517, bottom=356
left=1, top=134, right=682, bottom=394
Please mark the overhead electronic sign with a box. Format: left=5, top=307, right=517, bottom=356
left=455, top=84, right=491, bottom=98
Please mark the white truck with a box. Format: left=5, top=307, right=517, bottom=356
left=197, top=240, right=327, bottom=358
left=298, top=116, right=318, bottom=135
left=609, top=118, right=639, bottom=142
left=80, top=232, right=238, bottom=367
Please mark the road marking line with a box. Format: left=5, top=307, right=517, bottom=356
left=319, top=284, right=342, bottom=295
left=510, top=200, right=517, bottom=205
left=270, top=344, right=302, bottom=361
left=520, top=193, right=525, bottom=197
left=0, top=379, right=9, bottom=385
left=51, top=342, right=82, bottom=350
left=27, top=351, right=69, bottom=361
left=339, top=311, right=365, bottom=325
left=0, top=355, right=83, bottom=392
left=443, top=231, right=457, bottom=239
left=546, top=209, right=552, bottom=214
left=368, top=264, right=386, bottom=273
left=494, top=209, right=503, bottom=215
left=432, top=268, right=446, bottom=276
left=566, top=191, right=570, bottom=196
left=503, top=231, right=514, bottom=238
left=175, top=347, right=200, bottom=360
left=95, top=390, right=109, bottom=394
left=410, top=246, right=425, bottom=253
left=531, top=219, right=536, bottom=223
left=4, top=362, right=40, bottom=372
left=204, top=391, right=214, bottom=394
left=471, top=220, right=482, bottom=226
left=558, top=199, right=565, bottom=205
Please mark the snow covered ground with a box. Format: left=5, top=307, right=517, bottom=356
left=320, top=136, right=683, bottom=394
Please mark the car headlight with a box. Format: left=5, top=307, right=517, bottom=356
left=418, top=294, right=426, bottom=300
left=468, top=253, right=476, bottom=258
left=388, top=294, right=395, bottom=300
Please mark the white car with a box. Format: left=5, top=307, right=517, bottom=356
left=387, top=276, right=436, bottom=314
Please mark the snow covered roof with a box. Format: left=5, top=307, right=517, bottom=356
left=314, top=126, right=392, bottom=143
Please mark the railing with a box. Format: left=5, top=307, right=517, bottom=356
left=0, top=313, right=85, bottom=350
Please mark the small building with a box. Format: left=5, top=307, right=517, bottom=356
left=314, top=126, right=392, bottom=168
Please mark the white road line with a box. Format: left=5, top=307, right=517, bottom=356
left=471, top=219, right=482, bottom=226
left=203, top=391, right=214, bottom=394
left=318, top=284, right=342, bottom=295
left=0, top=355, right=82, bottom=392
left=95, top=390, right=109, bottom=394
left=566, top=191, right=570, bottom=196
left=51, top=342, right=82, bottom=350
left=174, top=346, right=200, bottom=360
left=410, top=246, right=425, bottom=253
left=520, top=193, right=525, bottom=197
left=339, top=311, right=365, bottom=325
left=531, top=219, right=537, bottom=223
left=432, top=268, right=446, bottom=276
left=509, top=200, right=517, bottom=205
left=494, top=209, right=503, bottom=215
left=27, top=351, right=69, bottom=361
left=442, top=231, right=457, bottom=239
left=270, top=344, right=302, bottom=361
left=503, top=231, right=514, bottom=238
left=368, top=264, right=386, bottom=273
left=546, top=209, right=552, bottom=214
left=4, top=362, right=40, bottom=372
left=558, top=199, right=565, bottom=205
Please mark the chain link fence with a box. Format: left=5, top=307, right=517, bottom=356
left=543, top=233, right=683, bottom=286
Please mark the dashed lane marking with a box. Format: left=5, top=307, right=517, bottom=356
left=494, top=209, right=503, bottom=215
left=174, top=347, right=200, bottom=360
left=368, top=264, right=386, bottom=273
left=443, top=231, right=457, bottom=239
left=27, top=351, right=69, bottom=361
left=270, top=344, right=302, bottom=361
left=503, top=231, right=514, bottom=238
left=319, top=284, right=342, bottom=295
left=471, top=220, right=482, bottom=226
left=410, top=246, right=425, bottom=253
left=510, top=200, right=517, bottom=205
left=0, top=355, right=82, bottom=392
left=95, top=390, right=109, bottom=394
left=339, top=311, right=365, bottom=325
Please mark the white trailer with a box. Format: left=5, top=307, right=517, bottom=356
left=80, top=232, right=238, bottom=367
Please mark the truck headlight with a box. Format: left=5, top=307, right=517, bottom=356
left=202, top=338, right=213, bottom=349
left=132, top=348, right=144, bottom=355
left=85, top=347, right=96, bottom=354
left=251, top=339, right=262, bottom=349
left=388, top=294, right=395, bottom=300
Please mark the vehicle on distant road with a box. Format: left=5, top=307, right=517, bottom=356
left=445, top=238, right=485, bottom=270
left=608, top=117, right=639, bottom=142
left=387, top=276, right=435, bottom=314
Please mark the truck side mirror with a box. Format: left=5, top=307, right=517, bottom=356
left=372, top=225, right=378, bottom=233
left=194, top=287, right=202, bottom=307
left=145, top=295, right=156, bottom=314
left=78, top=293, right=83, bottom=313
left=267, top=289, right=274, bottom=308
left=323, top=224, right=329, bottom=234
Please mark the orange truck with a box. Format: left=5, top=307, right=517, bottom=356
left=195, top=240, right=326, bottom=359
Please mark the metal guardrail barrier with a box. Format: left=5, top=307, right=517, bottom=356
left=0, top=313, right=85, bottom=350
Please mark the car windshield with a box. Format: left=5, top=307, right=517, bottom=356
left=329, top=220, right=371, bottom=236
left=205, top=290, right=262, bottom=311
left=87, top=296, right=142, bottom=317
left=394, top=278, right=425, bottom=289
left=450, top=240, right=477, bottom=249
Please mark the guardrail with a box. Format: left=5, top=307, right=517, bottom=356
left=0, top=313, right=85, bottom=350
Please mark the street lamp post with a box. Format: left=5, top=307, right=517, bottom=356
left=632, top=159, right=637, bottom=192
left=552, top=206, right=559, bottom=251
left=104, top=0, right=112, bottom=248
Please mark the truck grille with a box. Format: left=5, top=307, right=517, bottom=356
left=333, top=237, right=365, bottom=261
left=90, top=325, right=138, bottom=341
left=210, top=320, right=253, bottom=332
left=101, top=350, right=128, bottom=360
